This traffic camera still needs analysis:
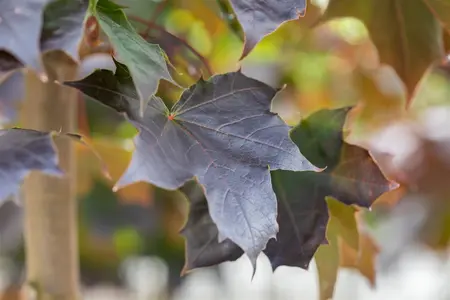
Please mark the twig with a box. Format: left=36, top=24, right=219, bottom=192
left=215, top=0, right=243, bottom=41
left=77, top=92, right=90, bottom=137
left=129, top=15, right=213, bottom=77
left=142, top=0, right=169, bottom=38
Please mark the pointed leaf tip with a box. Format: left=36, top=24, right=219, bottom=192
left=230, top=0, right=307, bottom=59
left=91, top=0, right=176, bottom=112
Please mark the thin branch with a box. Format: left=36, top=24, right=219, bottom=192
left=129, top=16, right=213, bottom=77
left=77, top=92, right=91, bottom=137
left=215, top=0, right=243, bottom=41
left=142, top=0, right=169, bottom=38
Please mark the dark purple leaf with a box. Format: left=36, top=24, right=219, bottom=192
left=266, top=170, right=329, bottom=270
left=65, top=60, right=317, bottom=266
left=40, top=0, right=88, bottom=61
left=0, top=0, right=50, bottom=74
left=229, top=0, right=306, bottom=59
left=176, top=107, right=394, bottom=273
left=0, top=0, right=88, bottom=75
left=179, top=180, right=243, bottom=273
left=0, top=128, right=63, bottom=201
left=0, top=71, right=24, bottom=124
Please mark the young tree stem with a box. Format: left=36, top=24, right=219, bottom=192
left=20, top=52, right=79, bottom=300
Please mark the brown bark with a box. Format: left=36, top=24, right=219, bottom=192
left=20, top=52, right=79, bottom=300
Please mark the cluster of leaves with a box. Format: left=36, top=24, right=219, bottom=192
left=2, top=0, right=450, bottom=299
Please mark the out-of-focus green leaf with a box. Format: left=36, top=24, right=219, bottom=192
left=315, top=196, right=358, bottom=300
left=164, top=9, right=196, bottom=35
left=113, top=227, right=143, bottom=258
left=187, top=21, right=213, bottom=57
left=425, top=0, right=450, bottom=30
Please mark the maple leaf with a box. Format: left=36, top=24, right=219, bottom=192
left=179, top=180, right=243, bottom=273
left=0, top=128, right=63, bottom=201
left=320, top=0, right=445, bottom=99
left=228, top=0, right=307, bottom=59
left=176, top=107, right=394, bottom=274
left=65, top=59, right=316, bottom=266
left=40, top=0, right=88, bottom=61
left=89, top=0, right=176, bottom=116
left=0, top=0, right=87, bottom=124
left=0, top=0, right=51, bottom=74
left=0, top=0, right=88, bottom=76
left=0, top=71, right=24, bottom=124
left=263, top=108, right=392, bottom=271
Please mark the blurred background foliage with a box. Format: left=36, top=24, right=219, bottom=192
left=2, top=0, right=450, bottom=299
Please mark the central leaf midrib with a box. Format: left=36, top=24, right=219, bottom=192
left=230, top=188, right=257, bottom=253
left=173, top=121, right=258, bottom=252
left=173, top=87, right=264, bottom=116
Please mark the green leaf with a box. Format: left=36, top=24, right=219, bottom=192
left=320, top=0, right=444, bottom=98
left=315, top=197, right=358, bottom=300
left=89, top=0, right=176, bottom=116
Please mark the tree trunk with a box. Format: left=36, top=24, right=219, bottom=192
left=20, top=52, right=79, bottom=300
